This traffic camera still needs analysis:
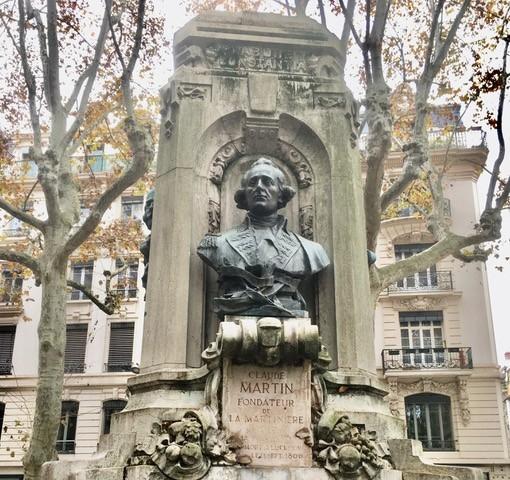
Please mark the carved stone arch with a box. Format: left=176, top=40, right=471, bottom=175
left=391, top=378, right=470, bottom=427
left=380, top=217, right=434, bottom=255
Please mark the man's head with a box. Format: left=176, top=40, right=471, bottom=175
left=234, top=158, right=295, bottom=215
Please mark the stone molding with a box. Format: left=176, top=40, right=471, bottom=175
left=387, top=377, right=471, bottom=426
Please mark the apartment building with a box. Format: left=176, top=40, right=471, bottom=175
left=373, top=123, right=510, bottom=477
left=0, top=122, right=509, bottom=478
left=0, top=139, right=145, bottom=479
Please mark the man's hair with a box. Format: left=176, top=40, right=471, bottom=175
left=234, top=157, right=296, bottom=211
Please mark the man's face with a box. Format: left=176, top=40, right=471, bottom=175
left=244, top=166, right=281, bottom=216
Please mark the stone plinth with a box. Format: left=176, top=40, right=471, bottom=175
left=222, top=360, right=312, bottom=467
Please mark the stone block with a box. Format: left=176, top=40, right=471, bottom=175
left=222, top=360, right=312, bottom=467
left=388, top=439, right=484, bottom=480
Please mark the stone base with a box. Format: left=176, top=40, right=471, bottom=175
left=126, top=465, right=403, bottom=479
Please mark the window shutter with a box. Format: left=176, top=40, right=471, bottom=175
left=64, top=324, right=88, bottom=373
left=0, top=325, right=16, bottom=375
left=107, top=322, right=134, bottom=372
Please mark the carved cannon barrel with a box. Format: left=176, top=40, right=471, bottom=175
left=213, top=317, right=321, bottom=366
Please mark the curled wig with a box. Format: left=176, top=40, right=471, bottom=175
left=234, top=158, right=296, bottom=211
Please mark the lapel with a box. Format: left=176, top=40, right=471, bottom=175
left=273, top=223, right=300, bottom=268
left=225, top=216, right=301, bottom=268
left=226, top=223, right=258, bottom=265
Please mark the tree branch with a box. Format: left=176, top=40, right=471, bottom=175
left=490, top=36, right=509, bottom=209
left=111, top=0, right=146, bottom=118
left=338, top=0, right=364, bottom=49
left=0, top=248, right=40, bottom=276
left=0, top=196, right=45, bottom=232
left=58, top=119, right=154, bottom=260
left=15, top=0, right=42, bottom=153
left=25, top=0, right=51, bottom=109
left=66, top=280, right=115, bottom=315
left=429, top=0, right=471, bottom=78
left=422, top=0, right=446, bottom=75
left=375, top=231, right=488, bottom=292
left=60, top=2, right=111, bottom=154
left=46, top=0, right=63, bottom=120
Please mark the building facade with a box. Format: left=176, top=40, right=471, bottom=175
left=373, top=127, right=510, bottom=477
left=0, top=127, right=509, bottom=478
left=0, top=139, right=145, bottom=479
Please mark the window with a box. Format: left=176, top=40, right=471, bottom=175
left=69, top=262, right=93, bottom=300
left=20, top=151, right=38, bottom=177
left=56, top=401, right=79, bottom=454
left=115, top=260, right=138, bottom=299
left=405, top=393, right=454, bottom=451
left=1, top=269, right=23, bottom=303
left=0, top=325, right=16, bottom=375
left=102, top=399, right=127, bottom=434
left=107, top=322, right=134, bottom=372
left=400, top=311, right=444, bottom=366
left=121, top=196, right=144, bottom=221
left=64, top=324, right=88, bottom=373
left=395, top=244, right=437, bottom=289
left=0, top=402, right=5, bottom=441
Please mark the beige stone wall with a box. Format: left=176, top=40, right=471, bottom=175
left=375, top=154, right=510, bottom=471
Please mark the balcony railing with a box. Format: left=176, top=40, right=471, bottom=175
left=56, top=440, right=75, bottom=454
left=105, top=362, right=133, bottom=373
left=0, top=361, right=12, bottom=375
left=382, top=347, right=473, bottom=373
left=359, top=127, right=487, bottom=153
left=387, top=270, right=453, bottom=293
left=64, top=362, right=85, bottom=374
left=111, top=287, right=138, bottom=300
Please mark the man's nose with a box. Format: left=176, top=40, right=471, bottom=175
left=254, top=178, right=265, bottom=189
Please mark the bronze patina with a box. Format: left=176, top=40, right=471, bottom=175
left=197, top=157, right=329, bottom=317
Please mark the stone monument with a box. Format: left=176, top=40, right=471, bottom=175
left=42, top=11, right=483, bottom=480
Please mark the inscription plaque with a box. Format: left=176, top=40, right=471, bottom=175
left=222, top=360, right=312, bottom=467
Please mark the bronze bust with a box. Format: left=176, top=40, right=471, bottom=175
left=197, top=158, right=329, bottom=317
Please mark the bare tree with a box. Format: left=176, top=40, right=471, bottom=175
left=334, top=0, right=510, bottom=302
left=0, top=1, right=157, bottom=478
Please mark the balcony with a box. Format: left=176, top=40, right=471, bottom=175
left=382, top=347, right=473, bottom=373
left=387, top=270, right=453, bottom=293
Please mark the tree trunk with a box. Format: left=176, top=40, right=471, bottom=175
left=22, top=262, right=68, bottom=480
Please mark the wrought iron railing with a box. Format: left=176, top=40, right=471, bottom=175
left=0, top=361, right=12, bottom=375
left=387, top=270, right=453, bottom=292
left=382, top=347, right=473, bottom=373
left=56, top=439, right=75, bottom=454
left=359, top=127, right=487, bottom=153
left=105, top=362, right=133, bottom=373
left=64, top=362, right=85, bottom=374
left=111, top=287, right=138, bottom=300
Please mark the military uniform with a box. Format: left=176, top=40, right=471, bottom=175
left=197, top=214, right=329, bottom=316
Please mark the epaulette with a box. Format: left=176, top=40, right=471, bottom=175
left=199, top=234, right=219, bottom=249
